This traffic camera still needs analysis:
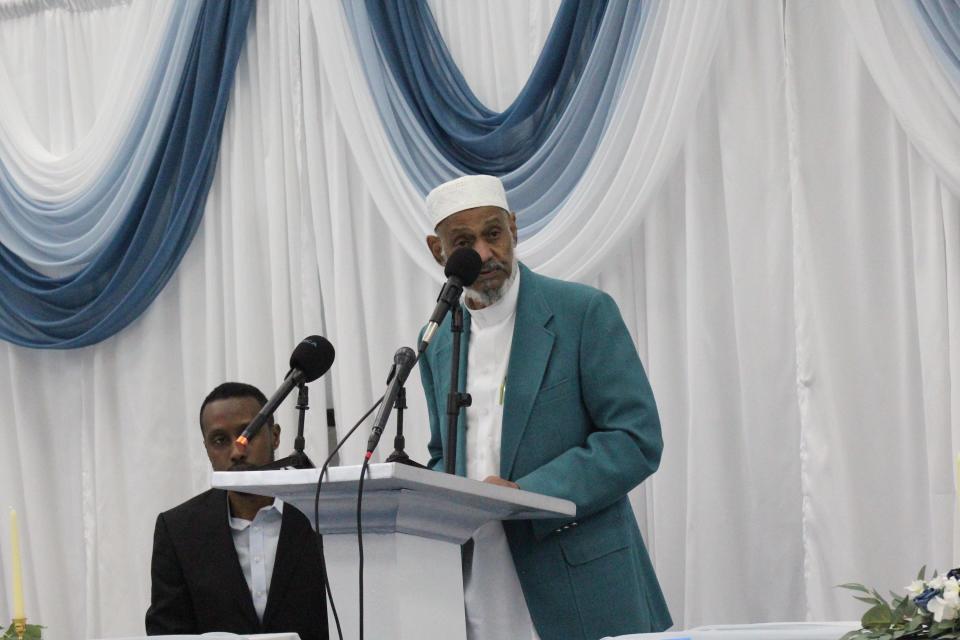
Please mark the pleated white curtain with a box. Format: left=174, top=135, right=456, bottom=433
left=0, top=1, right=959, bottom=639
left=0, top=2, right=322, bottom=636
left=840, top=0, right=960, bottom=196
left=0, top=0, right=197, bottom=274
left=0, top=1, right=171, bottom=175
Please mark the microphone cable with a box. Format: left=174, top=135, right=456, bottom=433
left=355, top=349, right=421, bottom=639
left=313, top=395, right=384, bottom=640
left=314, top=347, right=423, bottom=639
left=357, top=455, right=372, bottom=640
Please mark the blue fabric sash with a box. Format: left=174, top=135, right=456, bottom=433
left=344, top=0, right=649, bottom=235
left=914, top=0, right=960, bottom=88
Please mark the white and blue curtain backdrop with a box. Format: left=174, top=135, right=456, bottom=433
left=0, top=0, right=958, bottom=637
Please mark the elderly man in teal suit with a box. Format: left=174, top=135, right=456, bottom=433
left=419, top=175, right=672, bottom=640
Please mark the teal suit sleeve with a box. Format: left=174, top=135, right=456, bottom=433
left=418, top=328, right=445, bottom=471
left=514, top=291, right=663, bottom=529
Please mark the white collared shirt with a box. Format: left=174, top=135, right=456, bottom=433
left=464, top=266, right=520, bottom=482
left=228, top=498, right=284, bottom=622
left=463, top=268, right=540, bottom=640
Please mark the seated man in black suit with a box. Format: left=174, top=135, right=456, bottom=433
left=145, top=382, right=328, bottom=639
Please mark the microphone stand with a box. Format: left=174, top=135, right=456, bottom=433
left=385, top=385, right=426, bottom=468
left=260, top=383, right=315, bottom=470
left=444, top=300, right=471, bottom=475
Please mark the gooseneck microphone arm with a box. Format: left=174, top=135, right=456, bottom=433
left=236, top=371, right=301, bottom=448
left=444, top=300, right=471, bottom=475
left=418, top=248, right=482, bottom=353
left=259, top=383, right=314, bottom=470
left=419, top=277, right=467, bottom=352
left=236, top=335, right=335, bottom=449
left=385, top=383, right=426, bottom=468
left=366, top=347, right=418, bottom=457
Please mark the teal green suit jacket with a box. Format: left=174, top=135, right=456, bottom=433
left=419, top=263, right=672, bottom=640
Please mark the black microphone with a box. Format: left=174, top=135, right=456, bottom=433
left=366, top=346, right=417, bottom=456
left=418, top=248, right=482, bottom=353
left=236, top=335, right=336, bottom=448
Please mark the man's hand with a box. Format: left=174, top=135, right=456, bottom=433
left=483, top=476, right=519, bottom=489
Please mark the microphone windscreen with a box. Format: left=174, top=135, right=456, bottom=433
left=290, top=335, right=336, bottom=382
left=394, top=346, right=416, bottom=367
left=444, top=248, right=482, bottom=286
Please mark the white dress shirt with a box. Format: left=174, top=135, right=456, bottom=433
left=228, top=498, right=284, bottom=622
left=463, top=269, right=540, bottom=640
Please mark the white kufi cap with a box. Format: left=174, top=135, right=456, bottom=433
left=426, top=175, right=509, bottom=229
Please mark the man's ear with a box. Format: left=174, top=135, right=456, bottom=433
left=271, top=424, right=281, bottom=449
left=508, top=211, right=518, bottom=246
left=426, top=235, right=445, bottom=266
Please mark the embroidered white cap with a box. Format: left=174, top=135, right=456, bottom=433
left=426, top=175, right=510, bottom=229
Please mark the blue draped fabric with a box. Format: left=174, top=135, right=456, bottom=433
left=345, top=0, right=649, bottom=235
left=365, top=0, right=607, bottom=174
left=915, top=0, right=960, bottom=87
left=0, top=0, right=253, bottom=349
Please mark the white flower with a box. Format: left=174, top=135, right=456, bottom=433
left=928, top=595, right=960, bottom=622
left=944, top=578, right=960, bottom=603
left=929, top=575, right=947, bottom=590
left=906, top=580, right=926, bottom=597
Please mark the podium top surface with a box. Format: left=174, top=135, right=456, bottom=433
left=96, top=634, right=299, bottom=640
left=212, top=462, right=575, bottom=521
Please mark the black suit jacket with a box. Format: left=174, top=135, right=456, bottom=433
left=145, top=489, right=328, bottom=639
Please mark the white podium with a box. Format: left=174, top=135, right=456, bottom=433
left=97, top=635, right=299, bottom=640
left=213, top=463, right=575, bottom=640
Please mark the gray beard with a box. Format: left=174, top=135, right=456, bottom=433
left=465, top=262, right=517, bottom=308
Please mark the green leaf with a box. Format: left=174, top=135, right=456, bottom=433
left=928, top=620, right=957, bottom=635
left=872, top=589, right=892, bottom=609
left=841, top=583, right=873, bottom=593
left=857, top=595, right=883, bottom=605
left=863, top=604, right=895, bottom=629
left=1, top=623, right=43, bottom=640
left=918, top=566, right=927, bottom=581
left=906, top=615, right=925, bottom=631
left=892, top=596, right=916, bottom=621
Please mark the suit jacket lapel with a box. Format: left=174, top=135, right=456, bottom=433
left=500, top=265, right=554, bottom=480
left=205, top=490, right=260, bottom=630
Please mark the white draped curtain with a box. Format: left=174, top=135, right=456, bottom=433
left=0, top=1, right=958, bottom=638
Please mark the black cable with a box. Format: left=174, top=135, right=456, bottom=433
left=311, top=354, right=417, bottom=640
left=314, top=533, right=342, bottom=640
left=357, top=456, right=371, bottom=640
left=352, top=354, right=422, bottom=639
left=313, top=395, right=384, bottom=640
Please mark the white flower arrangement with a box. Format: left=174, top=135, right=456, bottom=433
left=841, top=568, right=960, bottom=639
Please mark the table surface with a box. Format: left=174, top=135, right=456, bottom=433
left=94, top=634, right=299, bottom=640
left=606, top=622, right=860, bottom=640
left=98, top=621, right=858, bottom=640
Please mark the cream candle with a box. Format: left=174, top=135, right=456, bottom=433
left=9, top=508, right=25, bottom=620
